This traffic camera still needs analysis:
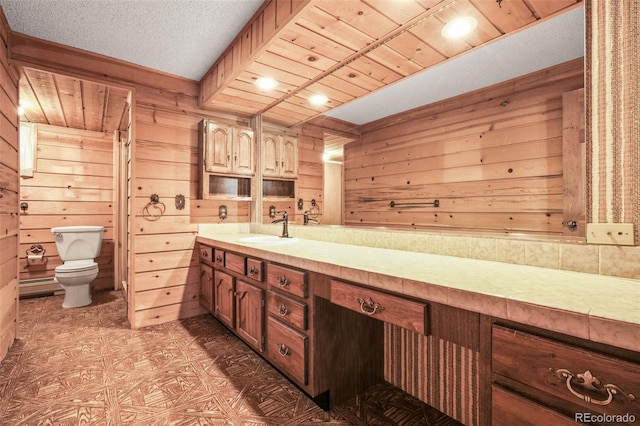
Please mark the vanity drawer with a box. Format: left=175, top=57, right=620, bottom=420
left=198, top=245, right=213, bottom=262
left=267, top=317, right=307, bottom=386
left=492, top=325, right=640, bottom=417
left=225, top=252, right=246, bottom=275
left=330, top=280, right=428, bottom=335
left=246, top=258, right=264, bottom=282
left=267, top=264, right=307, bottom=299
left=267, top=291, right=307, bottom=330
left=213, top=249, right=225, bottom=266
left=492, top=385, right=577, bottom=426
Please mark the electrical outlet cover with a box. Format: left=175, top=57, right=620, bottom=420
left=586, top=223, right=635, bottom=245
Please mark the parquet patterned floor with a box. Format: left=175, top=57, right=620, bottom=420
left=0, top=290, right=461, bottom=425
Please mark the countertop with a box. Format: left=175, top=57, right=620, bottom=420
left=196, top=232, right=640, bottom=352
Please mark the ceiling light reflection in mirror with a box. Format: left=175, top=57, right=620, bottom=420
left=441, top=16, right=478, bottom=39
left=309, top=94, right=329, bottom=106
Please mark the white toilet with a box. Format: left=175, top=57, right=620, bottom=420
left=51, top=226, right=104, bottom=308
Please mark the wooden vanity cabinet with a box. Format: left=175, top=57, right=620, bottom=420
left=199, top=245, right=266, bottom=353
left=491, top=324, right=640, bottom=425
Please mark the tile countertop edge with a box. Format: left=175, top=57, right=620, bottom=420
left=196, top=234, right=640, bottom=353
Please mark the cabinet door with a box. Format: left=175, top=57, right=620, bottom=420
left=262, top=132, right=280, bottom=177
left=233, top=126, right=254, bottom=175
left=214, top=270, right=235, bottom=328
left=204, top=121, right=233, bottom=173
left=199, top=263, right=213, bottom=312
left=280, top=135, right=298, bottom=178
left=235, top=280, right=265, bottom=352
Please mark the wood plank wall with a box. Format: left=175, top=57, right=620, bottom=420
left=345, top=59, right=584, bottom=236
left=0, top=8, right=19, bottom=362
left=19, top=125, right=114, bottom=290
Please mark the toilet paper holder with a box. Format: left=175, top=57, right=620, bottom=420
left=26, top=244, right=46, bottom=260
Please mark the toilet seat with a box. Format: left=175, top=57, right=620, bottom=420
left=55, top=260, right=98, bottom=273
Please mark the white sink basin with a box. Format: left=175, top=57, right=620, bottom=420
left=236, top=236, right=299, bottom=245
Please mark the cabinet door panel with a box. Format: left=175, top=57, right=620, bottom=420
left=233, top=127, right=254, bottom=175
left=280, top=135, right=298, bottom=178
left=236, top=280, right=264, bottom=352
left=204, top=122, right=232, bottom=173
left=199, top=264, right=213, bottom=312
left=262, top=133, right=280, bottom=177
left=214, top=270, right=234, bottom=328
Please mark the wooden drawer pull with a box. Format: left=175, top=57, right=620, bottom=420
left=215, top=255, right=223, bottom=263
left=201, top=251, right=209, bottom=258
left=357, top=297, right=385, bottom=316
left=278, top=343, right=291, bottom=357
left=550, top=368, right=636, bottom=406
left=277, top=304, right=289, bottom=317
left=248, top=266, right=259, bottom=276
left=277, top=276, right=290, bottom=287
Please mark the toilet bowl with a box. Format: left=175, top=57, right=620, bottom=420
left=51, top=226, right=104, bottom=308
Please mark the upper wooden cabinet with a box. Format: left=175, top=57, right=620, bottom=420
left=262, top=132, right=298, bottom=178
left=198, top=119, right=255, bottom=199
left=201, top=120, right=254, bottom=176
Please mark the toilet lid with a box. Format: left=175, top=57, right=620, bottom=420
left=55, top=261, right=98, bottom=273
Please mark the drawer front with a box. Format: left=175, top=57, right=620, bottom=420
left=246, top=258, right=264, bottom=282
left=492, top=385, right=577, bottom=426
left=199, top=245, right=213, bottom=262
left=330, top=280, right=428, bottom=335
left=213, top=249, right=225, bottom=266
left=225, top=252, right=246, bottom=275
left=268, top=291, right=307, bottom=330
left=492, top=325, right=640, bottom=418
left=267, top=264, right=307, bottom=299
left=267, top=317, right=307, bottom=385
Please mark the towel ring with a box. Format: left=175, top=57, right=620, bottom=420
left=143, top=194, right=165, bottom=221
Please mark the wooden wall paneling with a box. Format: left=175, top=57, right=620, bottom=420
left=0, top=6, right=19, bottom=363
left=562, top=88, right=585, bottom=236
left=345, top=60, right=583, bottom=235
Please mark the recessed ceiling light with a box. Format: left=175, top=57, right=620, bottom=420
left=441, top=16, right=477, bottom=39
left=309, top=94, right=329, bottom=106
left=255, top=77, right=278, bottom=90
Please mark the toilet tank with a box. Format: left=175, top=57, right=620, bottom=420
left=51, top=226, right=104, bottom=261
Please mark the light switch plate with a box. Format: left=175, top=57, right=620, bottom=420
left=586, top=223, right=635, bottom=245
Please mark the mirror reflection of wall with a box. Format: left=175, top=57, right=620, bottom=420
left=322, top=133, right=357, bottom=225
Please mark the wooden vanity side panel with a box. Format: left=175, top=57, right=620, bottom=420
left=313, top=295, right=385, bottom=407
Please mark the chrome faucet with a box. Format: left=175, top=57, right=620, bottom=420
left=303, top=211, right=319, bottom=225
left=272, top=211, right=290, bottom=238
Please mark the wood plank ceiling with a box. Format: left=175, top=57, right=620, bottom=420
left=17, top=0, right=582, bottom=134
left=19, top=67, right=129, bottom=133
left=199, top=0, right=583, bottom=127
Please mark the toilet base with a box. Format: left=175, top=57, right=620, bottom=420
left=60, top=283, right=92, bottom=308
